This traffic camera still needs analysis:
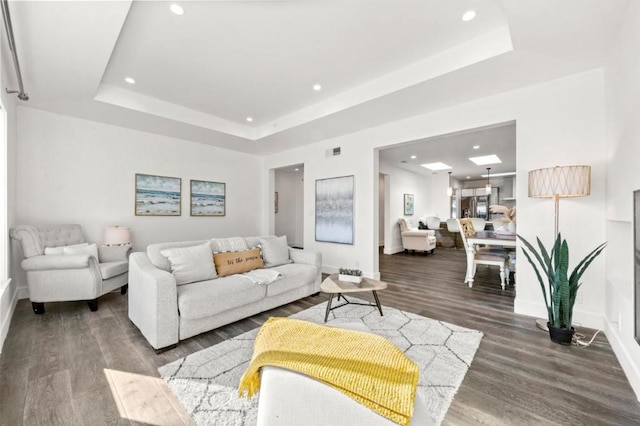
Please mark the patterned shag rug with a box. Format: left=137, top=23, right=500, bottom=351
left=159, top=299, right=483, bottom=425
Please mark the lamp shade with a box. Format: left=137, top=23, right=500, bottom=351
left=103, top=226, right=131, bottom=245
left=528, top=165, right=591, bottom=199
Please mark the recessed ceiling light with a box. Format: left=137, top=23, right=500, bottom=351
left=469, top=154, right=502, bottom=166
left=313, top=84, right=322, bottom=91
left=462, top=10, right=476, bottom=22
left=473, top=145, right=480, bottom=149
left=466, top=176, right=471, bottom=179
left=420, top=162, right=452, bottom=171
left=124, top=77, right=135, bottom=84
left=410, top=155, right=417, bottom=159
left=294, top=168, right=300, bottom=171
left=246, top=117, right=253, bottom=122
left=170, top=4, right=184, bottom=15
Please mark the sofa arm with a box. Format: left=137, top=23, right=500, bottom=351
left=289, top=248, right=322, bottom=269
left=22, top=254, right=91, bottom=271
left=128, top=252, right=179, bottom=351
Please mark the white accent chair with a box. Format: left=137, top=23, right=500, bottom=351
left=456, top=219, right=510, bottom=290
left=397, top=218, right=436, bottom=254
left=10, top=224, right=130, bottom=314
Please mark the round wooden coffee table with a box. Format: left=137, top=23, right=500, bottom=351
left=320, top=274, right=387, bottom=322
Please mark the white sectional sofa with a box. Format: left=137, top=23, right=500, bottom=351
left=128, top=236, right=322, bottom=352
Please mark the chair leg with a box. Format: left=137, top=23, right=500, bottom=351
left=88, top=299, right=99, bottom=312
left=499, top=267, right=506, bottom=290
left=31, top=302, right=45, bottom=315
left=121, top=284, right=128, bottom=295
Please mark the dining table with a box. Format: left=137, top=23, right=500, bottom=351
left=464, top=231, right=517, bottom=285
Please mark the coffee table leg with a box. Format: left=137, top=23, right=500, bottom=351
left=372, top=290, right=383, bottom=316
left=324, top=294, right=334, bottom=323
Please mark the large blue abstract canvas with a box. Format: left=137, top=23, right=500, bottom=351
left=315, top=175, right=354, bottom=245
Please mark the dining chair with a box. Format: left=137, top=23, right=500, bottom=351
left=456, top=219, right=510, bottom=290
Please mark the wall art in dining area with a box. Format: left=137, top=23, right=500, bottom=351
left=404, top=193, right=414, bottom=216
left=135, top=173, right=181, bottom=216
left=191, top=180, right=226, bottom=216
left=315, top=175, right=354, bottom=245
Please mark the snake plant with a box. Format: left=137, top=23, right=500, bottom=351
left=517, top=233, right=606, bottom=329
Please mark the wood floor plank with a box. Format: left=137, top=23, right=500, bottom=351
left=0, top=247, right=639, bottom=425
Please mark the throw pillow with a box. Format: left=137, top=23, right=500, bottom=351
left=45, top=242, right=88, bottom=255
left=161, top=242, right=218, bottom=285
left=257, top=236, right=291, bottom=268
left=63, top=243, right=99, bottom=260
left=214, top=247, right=264, bottom=277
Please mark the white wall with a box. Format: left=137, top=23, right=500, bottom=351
left=378, top=162, right=442, bottom=254
left=0, top=32, right=19, bottom=352
left=12, top=107, right=264, bottom=293
left=603, top=1, right=640, bottom=400
left=263, top=69, right=607, bottom=327
left=378, top=174, right=384, bottom=246
left=274, top=168, right=304, bottom=248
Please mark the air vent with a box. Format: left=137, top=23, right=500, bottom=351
left=326, top=147, right=342, bottom=157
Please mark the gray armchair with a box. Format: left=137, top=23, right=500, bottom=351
left=10, top=224, right=130, bottom=314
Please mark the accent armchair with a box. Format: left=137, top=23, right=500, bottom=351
left=10, top=224, right=130, bottom=314
left=397, top=218, right=436, bottom=254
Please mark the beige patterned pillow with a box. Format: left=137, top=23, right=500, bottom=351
left=213, top=247, right=264, bottom=277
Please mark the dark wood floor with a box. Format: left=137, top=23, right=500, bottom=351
left=1, top=248, right=639, bottom=425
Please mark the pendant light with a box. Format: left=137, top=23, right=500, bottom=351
left=485, top=167, right=492, bottom=193
left=447, top=171, right=453, bottom=196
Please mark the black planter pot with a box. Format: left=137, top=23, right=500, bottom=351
left=547, top=322, right=575, bottom=346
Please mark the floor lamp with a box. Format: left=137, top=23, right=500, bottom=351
left=527, top=165, right=591, bottom=330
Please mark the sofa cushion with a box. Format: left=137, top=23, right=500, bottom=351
left=214, top=247, right=264, bottom=277
left=99, top=261, right=128, bottom=280
left=177, top=276, right=266, bottom=320
left=258, top=236, right=291, bottom=268
left=265, top=263, right=318, bottom=297
left=64, top=243, right=99, bottom=260
left=147, top=240, right=211, bottom=272
left=210, top=237, right=248, bottom=253
left=161, top=242, right=217, bottom=285
left=44, top=242, right=88, bottom=255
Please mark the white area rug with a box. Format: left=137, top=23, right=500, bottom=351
left=159, top=299, right=483, bottom=425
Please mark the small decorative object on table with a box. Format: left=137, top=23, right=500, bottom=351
left=338, top=268, right=362, bottom=284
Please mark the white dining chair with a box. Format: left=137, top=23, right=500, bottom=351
left=456, top=219, right=510, bottom=290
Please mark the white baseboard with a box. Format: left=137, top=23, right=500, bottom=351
left=383, top=245, right=404, bottom=255
left=17, top=285, right=29, bottom=300
left=0, top=279, right=17, bottom=353
left=514, top=299, right=605, bottom=330
left=605, top=320, right=640, bottom=402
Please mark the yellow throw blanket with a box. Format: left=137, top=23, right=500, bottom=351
left=238, top=317, right=419, bottom=426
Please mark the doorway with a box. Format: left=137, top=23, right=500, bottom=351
left=274, top=164, right=304, bottom=248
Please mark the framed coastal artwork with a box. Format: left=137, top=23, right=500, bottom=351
left=315, top=175, right=354, bottom=245
left=135, top=173, right=181, bottom=216
left=190, top=180, right=226, bottom=216
left=404, top=193, right=414, bottom=216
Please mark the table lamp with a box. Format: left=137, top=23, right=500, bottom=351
left=528, top=165, right=591, bottom=237
left=103, top=226, right=131, bottom=246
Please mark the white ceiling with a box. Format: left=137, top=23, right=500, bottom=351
left=379, top=121, right=516, bottom=181
left=5, top=0, right=629, bottom=155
